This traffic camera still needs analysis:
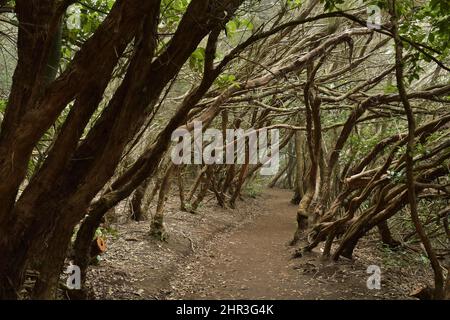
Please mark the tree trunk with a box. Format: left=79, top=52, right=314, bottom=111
left=377, top=220, right=400, bottom=248
left=149, top=165, right=174, bottom=241
left=131, top=178, right=151, bottom=221
left=32, top=221, right=74, bottom=299
left=176, top=167, right=187, bottom=211
left=191, top=166, right=214, bottom=212
left=389, top=1, right=445, bottom=299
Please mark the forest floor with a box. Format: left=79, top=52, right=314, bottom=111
left=86, top=188, right=433, bottom=300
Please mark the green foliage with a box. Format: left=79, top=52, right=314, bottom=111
left=62, top=1, right=115, bottom=63
left=321, top=0, right=345, bottom=11
left=189, top=47, right=205, bottom=72
left=184, top=202, right=194, bottom=213
left=391, top=0, right=449, bottom=81
left=161, top=0, right=190, bottom=29
left=225, top=17, right=254, bottom=39
left=0, top=99, right=6, bottom=113
left=425, top=131, right=446, bottom=146
left=387, top=169, right=405, bottom=184
left=243, top=177, right=265, bottom=198
left=384, top=82, right=398, bottom=94
left=348, top=129, right=380, bottom=157
left=95, top=226, right=119, bottom=239
left=322, top=0, right=449, bottom=70
left=286, top=0, right=303, bottom=10
left=215, top=73, right=238, bottom=88
left=407, top=0, right=450, bottom=56
left=379, top=243, right=430, bottom=268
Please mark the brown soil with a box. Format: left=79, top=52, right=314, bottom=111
left=86, top=188, right=432, bottom=300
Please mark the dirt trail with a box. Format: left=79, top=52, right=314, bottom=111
left=168, top=188, right=308, bottom=299
left=166, top=188, right=394, bottom=300
left=90, top=188, right=421, bottom=300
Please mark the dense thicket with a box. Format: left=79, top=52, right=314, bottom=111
left=0, top=0, right=448, bottom=299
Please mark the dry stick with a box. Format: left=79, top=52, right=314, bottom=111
left=389, top=0, right=444, bottom=299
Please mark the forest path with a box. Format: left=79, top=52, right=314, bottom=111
left=166, top=188, right=377, bottom=300
left=90, top=187, right=416, bottom=299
